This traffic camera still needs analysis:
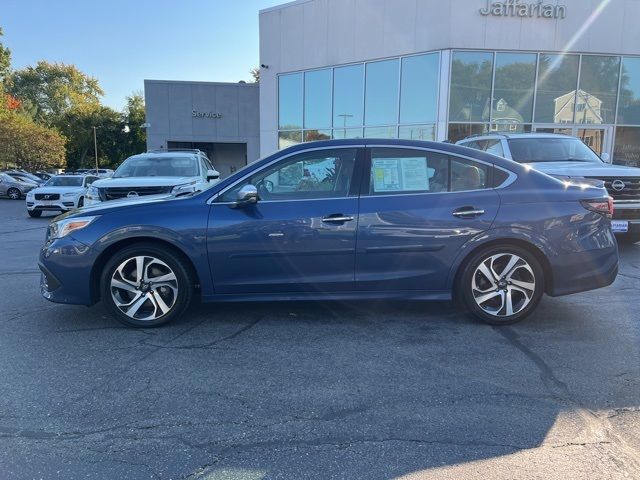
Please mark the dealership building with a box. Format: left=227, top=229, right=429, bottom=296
left=145, top=0, right=640, bottom=169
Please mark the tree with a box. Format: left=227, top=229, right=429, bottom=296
left=7, top=61, right=103, bottom=125
left=250, top=67, right=260, bottom=83
left=0, top=110, right=66, bottom=170
left=0, top=27, right=10, bottom=83
left=122, top=92, right=146, bottom=156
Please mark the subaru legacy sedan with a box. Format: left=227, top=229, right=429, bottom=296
left=38, top=139, right=618, bottom=327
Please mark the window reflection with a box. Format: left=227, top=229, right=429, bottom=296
left=535, top=54, right=579, bottom=124
left=278, top=130, right=302, bottom=149
left=577, top=56, right=620, bottom=125
left=365, top=59, right=399, bottom=126
left=364, top=126, right=397, bottom=138
left=303, top=130, right=332, bottom=142
left=398, top=124, right=436, bottom=141
left=278, top=73, right=303, bottom=130
left=304, top=69, right=332, bottom=129
left=333, top=128, right=363, bottom=139
left=493, top=53, right=536, bottom=126
left=449, top=51, right=494, bottom=122
left=614, top=127, right=640, bottom=167
left=618, top=57, right=640, bottom=125
left=333, top=64, right=364, bottom=128
left=447, top=123, right=489, bottom=143
left=400, top=54, right=439, bottom=124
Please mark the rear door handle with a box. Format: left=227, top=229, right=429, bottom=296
left=452, top=207, right=485, bottom=218
left=322, top=214, right=355, bottom=223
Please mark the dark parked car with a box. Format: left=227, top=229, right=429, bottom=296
left=39, top=139, right=618, bottom=327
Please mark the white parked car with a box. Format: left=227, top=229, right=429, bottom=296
left=457, top=133, right=640, bottom=242
left=26, top=175, right=98, bottom=218
left=85, top=150, right=219, bottom=205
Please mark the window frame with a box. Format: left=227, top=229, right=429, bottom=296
left=213, top=145, right=366, bottom=204
left=359, top=145, right=515, bottom=197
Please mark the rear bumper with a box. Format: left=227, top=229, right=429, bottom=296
left=548, top=246, right=619, bottom=297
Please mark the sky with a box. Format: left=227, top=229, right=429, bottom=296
left=2, top=0, right=284, bottom=110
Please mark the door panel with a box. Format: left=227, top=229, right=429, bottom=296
left=207, top=147, right=362, bottom=294
left=355, top=148, right=500, bottom=292
left=208, top=199, right=358, bottom=293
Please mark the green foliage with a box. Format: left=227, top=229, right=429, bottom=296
left=7, top=61, right=103, bottom=126
left=0, top=110, right=66, bottom=170
left=0, top=27, right=10, bottom=83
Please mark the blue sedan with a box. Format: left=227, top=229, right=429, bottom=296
left=38, top=139, right=618, bottom=327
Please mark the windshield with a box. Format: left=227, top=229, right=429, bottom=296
left=507, top=137, right=602, bottom=163
left=44, top=176, right=84, bottom=187
left=9, top=174, right=38, bottom=184
left=114, top=156, right=199, bottom=178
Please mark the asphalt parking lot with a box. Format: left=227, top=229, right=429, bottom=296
left=0, top=199, right=639, bottom=480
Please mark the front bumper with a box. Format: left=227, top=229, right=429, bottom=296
left=39, top=235, right=96, bottom=305
left=27, top=199, right=76, bottom=212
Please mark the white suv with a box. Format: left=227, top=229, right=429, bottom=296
left=85, top=150, right=219, bottom=205
left=457, top=133, right=640, bottom=242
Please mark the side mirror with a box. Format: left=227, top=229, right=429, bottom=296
left=601, top=153, right=610, bottom=163
left=207, top=169, right=220, bottom=181
left=230, top=184, right=258, bottom=209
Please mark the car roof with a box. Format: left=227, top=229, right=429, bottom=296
left=129, top=150, right=205, bottom=159
left=459, top=132, right=575, bottom=141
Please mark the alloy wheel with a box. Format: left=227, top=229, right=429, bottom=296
left=110, top=256, right=178, bottom=321
left=8, top=188, right=20, bottom=200
left=471, top=253, right=536, bottom=318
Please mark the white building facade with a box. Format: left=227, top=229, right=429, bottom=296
left=259, top=0, right=640, bottom=166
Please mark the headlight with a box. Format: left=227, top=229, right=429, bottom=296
left=171, top=181, right=197, bottom=194
left=63, top=192, right=76, bottom=197
left=26, top=192, right=34, bottom=199
left=48, top=216, right=99, bottom=239
left=86, top=186, right=99, bottom=200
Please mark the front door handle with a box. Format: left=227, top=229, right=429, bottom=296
left=452, top=207, right=485, bottom=218
left=322, top=214, right=355, bottom=223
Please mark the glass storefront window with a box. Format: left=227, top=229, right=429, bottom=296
left=618, top=57, right=640, bottom=126
left=449, top=51, right=494, bottom=122
left=333, top=128, right=363, bottom=139
left=400, top=54, right=439, bottom=124
left=576, top=56, right=620, bottom=125
left=304, top=69, right=332, bottom=129
left=364, top=126, right=397, bottom=138
left=303, top=129, right=332, bottom=142
left=365, top=59, right=399, bottom=126
left=398, top=124, right=436, bottom=141
left=278, top=130, right=302, bottom=149
left=333, top=64, right=364, bottom=128
left=490, top=123, right=532, bottom=134
left=278, top=73, right=303, bottom=130
left=447, top=124, right=488, bottom=143
left=614, top=127, right=640, bottom=167
left=534, top=54, right=579, bottom=124
left=493, top=53, right=537, bottom=125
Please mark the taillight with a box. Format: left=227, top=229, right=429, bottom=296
left=580, top=197, right=613, bottom=218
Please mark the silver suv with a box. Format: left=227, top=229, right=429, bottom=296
left=0, top=172, right=37, bottom=200
left=457, top=133, right=640, bottom=242
left=85, top=150, right=220, bottom=205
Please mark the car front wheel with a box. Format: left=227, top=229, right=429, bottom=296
left=101, top=243, right=194, bottom=327
left=7, top=188, right=21, bottom=200
left=458, top=246, right=544, bottom=325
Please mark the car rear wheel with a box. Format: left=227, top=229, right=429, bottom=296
left=7, top=188, right=21, bottom=200
left=101, top=243, right=194, bottom=327
left=27, top=210, right=42, bottom=218
left=458, top=245, right=544, bottom=325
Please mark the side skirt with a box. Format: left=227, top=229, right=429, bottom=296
left=201, top=290, right=453, bottom=303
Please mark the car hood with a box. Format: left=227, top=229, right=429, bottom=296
left=92, top=176, right=197, bottom=188
left=30, top=186, right=84, bottom=194
left=54, top=193, right=181, bottom=221
left=524, top=161, right=640, bottom=178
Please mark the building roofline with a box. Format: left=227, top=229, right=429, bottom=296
left=143, top=79, right=258, bottom=87
left=259, top=0, right=313, bottom=14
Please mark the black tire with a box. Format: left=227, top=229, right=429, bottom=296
left=100, top=243, right=195, bottom=327
left=77, top=197, right=84, bottom=208
left=457, top=245, right=544, bottom=325
left=7, top=188, right=21, bottom=200
left=27, top=210, right=42, bottom=218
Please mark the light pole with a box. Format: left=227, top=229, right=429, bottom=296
left=337, top=113, right=353, bottom=137
left=92, top=126, right=99, bottom=173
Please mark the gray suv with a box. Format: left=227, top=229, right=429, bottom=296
left=0, top=173, right=37, bottom=200
left=457, top=133, right=640, bottom=242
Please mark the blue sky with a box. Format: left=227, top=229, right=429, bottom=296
left=2, top=0, right=283, bottom=110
